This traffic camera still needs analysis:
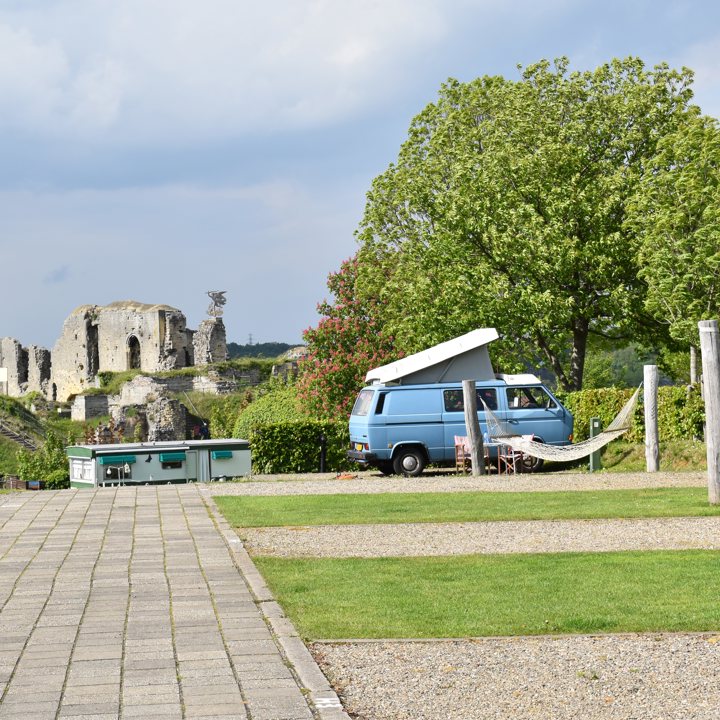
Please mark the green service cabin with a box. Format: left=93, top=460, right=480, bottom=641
left=66, top=439, right=251, bottom=488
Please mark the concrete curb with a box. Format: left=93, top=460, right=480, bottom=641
left=199, top=488, right=350, bottom=720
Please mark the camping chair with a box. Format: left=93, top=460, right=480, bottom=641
left=454, top=435, right=471, bottom=473
left=496, top=435, right=535, bottom=474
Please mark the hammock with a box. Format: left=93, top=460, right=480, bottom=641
left=481, top=386, right=641, bottom=462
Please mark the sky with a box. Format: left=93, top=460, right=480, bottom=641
left=1, top=0, right=719, bottom=350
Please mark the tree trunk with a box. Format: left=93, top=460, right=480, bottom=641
left=568, top=318, right=589, bottom=392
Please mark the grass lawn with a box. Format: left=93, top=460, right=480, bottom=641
left=256, top=550, right=720, bottom=639
left=214, top=487, right=720, bottom=528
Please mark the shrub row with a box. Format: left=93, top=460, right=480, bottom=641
left=559, top=386, right=704, bottom=442
left=237, top=385, right=704, bottom=475
left=247, top=420, right=351, bottom=474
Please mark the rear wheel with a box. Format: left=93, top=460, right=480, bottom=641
left=392, top=448, right=426, bottom=477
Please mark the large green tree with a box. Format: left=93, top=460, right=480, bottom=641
left=355, top=57, right=696, bottom=390
left=629, top=115, right=720, bottom=347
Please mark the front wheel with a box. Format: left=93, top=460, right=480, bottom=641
left=392, top=449, right=426, bottom=477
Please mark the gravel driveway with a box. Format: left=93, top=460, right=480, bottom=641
left=208, top=470, right=719, bottom=719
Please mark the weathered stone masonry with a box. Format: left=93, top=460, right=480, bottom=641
left=1, top=299, right=228, bottom=403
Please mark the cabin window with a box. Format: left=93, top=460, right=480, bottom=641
left=506, top=386, right=556, bottom=409
left=443, top=389, right=497, bottom=412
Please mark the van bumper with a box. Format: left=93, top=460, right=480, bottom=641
left=346, top=450, right=378, bottom=463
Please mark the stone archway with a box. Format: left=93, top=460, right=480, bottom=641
left=127, top=335, right=141, bottom=370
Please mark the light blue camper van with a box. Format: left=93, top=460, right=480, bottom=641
left=346, top=329, right=573, bottom=476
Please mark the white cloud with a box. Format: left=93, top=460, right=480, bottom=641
left=0, top=0, right=447, bottom=144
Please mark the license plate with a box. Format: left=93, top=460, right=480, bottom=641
left=355, top=443, right=364, bottom=452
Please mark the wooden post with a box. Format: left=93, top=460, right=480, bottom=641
left=690, top=345, right=698, bottom=386
left=699, top=320, right=720, bottom=504
left=463, top=380, right=485, bottom=476
left=643, top=365, right=659, bottom=472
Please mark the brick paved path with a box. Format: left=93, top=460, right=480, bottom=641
left=0, top=486, right=347, bottom=720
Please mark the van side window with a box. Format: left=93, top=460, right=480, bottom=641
left=506, top=386, right=556, bottom=409
left=444, top=390, right=464, bottom=412
left=443, top=389, right=497, bottom=412
left=375, top=393, right=387, bottom=414
left=476, top=389, right=498, bottom=411
left=352, top=389, right=375, bottom=416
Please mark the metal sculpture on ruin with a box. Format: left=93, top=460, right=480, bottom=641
left=206, top=291, right=227, bottom=318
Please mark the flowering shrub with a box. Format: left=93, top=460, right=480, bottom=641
left=298, top=255, right=400, bottom=419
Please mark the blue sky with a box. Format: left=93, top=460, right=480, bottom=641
left=1, top=0, right=719, bottom=349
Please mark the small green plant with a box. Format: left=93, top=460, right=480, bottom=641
left=16, top=430, right=70, bottom=485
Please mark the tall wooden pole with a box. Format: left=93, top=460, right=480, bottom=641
left=463, top=380, right=485, bottom=476
left=690, top=346, right=698, bottom=386
left=699, top=320, right=720, bottom=504
left=643, top=365, right=659, bottom=472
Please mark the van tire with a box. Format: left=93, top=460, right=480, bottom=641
left=521, top=440, right=544, bottom=473
left=393, top=449, right=426, bottom=477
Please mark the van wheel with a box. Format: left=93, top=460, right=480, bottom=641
left=521, top=441, right=544, bottom=473
left=393, top=449, right=425, bottom=477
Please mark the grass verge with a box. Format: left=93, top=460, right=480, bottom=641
left=255, top=550, right=720, bottom=639
left=214, top=487, right=719, bottom=528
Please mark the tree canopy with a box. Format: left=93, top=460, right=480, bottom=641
left=298, top=257, right=399, bottom=418
left=629, top=115, right=720, bottom=347
left=354, top=57, right=697, bottom=390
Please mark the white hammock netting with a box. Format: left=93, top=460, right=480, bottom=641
left=481, top=386, right=642, bottom=462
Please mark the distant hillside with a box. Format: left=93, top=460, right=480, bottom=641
left=227, top=342, right=294, bottom=359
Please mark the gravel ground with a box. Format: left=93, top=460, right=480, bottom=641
left=208, top=470, right=718, bottom=720
left=240, top=516, right=720, bottom=557
left=311, top=635, right=720, bottom=720
left=203, top=470, right=706, bottom=496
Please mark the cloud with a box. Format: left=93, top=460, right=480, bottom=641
left=0, top=0, right=447, bottom=144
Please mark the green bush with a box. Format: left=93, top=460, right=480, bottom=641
left=232, top=383, right=308, bottom=439
left=559, top=386, right=704, bottom=442
left=16, top=430, right=70, bottom=484
left=248, top=420, right=351, bottom=474
left=44, top=468, right=70, bottom=490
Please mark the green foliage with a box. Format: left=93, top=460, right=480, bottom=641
left=354, top=57, right=696, bottom=390
left=44, top=469, right=70, bottom=489
left=559, top=386, right=704, bottom=442
left=209, top=391, right=256, bottom=438
left=298, top=256, right=400, bottom=419
left=227, top=341, right=293, bottom=359
left=248, top=420, right=351, bottom=474
left=232, top=383, right=308, bottom=440
left=629, top=115, right=720, bottom=347
left=16, top=430, right=70, bottom=483
left=91, top=370, right=143, bottom=395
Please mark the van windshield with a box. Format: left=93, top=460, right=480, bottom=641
left=352, top=389, right=375, bottom=416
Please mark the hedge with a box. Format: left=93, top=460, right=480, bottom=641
left=558, top=386, right=704, bottom=443
left=248, top=420, right=351, bottom=474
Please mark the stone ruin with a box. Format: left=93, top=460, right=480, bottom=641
left=1, top=299, right=228, bottom=403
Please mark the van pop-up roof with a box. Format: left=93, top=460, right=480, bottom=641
left=365, top=328, right=499, bottom=385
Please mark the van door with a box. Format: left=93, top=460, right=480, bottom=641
left=441, top=387, right=499, bottom=461
left=504, top=385, right=567, bottom=444
left=385, top=389, right=443, bottom=461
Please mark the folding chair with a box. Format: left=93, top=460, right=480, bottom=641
left=497, top=444, right=523, bottom=474
left=454, top=435, right=471, bottom=473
